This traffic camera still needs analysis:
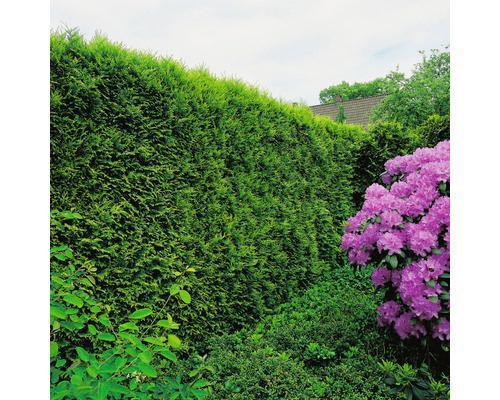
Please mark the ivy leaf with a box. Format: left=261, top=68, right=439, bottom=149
left=129, top=308, right=153, bottom=319
left=179, top=290, right=191, bottom=304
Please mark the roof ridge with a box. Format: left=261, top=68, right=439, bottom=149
left=310, top=93, right=387, bottom=108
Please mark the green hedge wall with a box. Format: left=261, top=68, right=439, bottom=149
left=50, top=32, right=367, bottom=344
left=350, top=114, right=450, bottom=208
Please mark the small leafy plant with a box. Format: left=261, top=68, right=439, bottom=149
left=50, top=213, right=211, bottom=399
left=378, top=360, right=449, bottom=400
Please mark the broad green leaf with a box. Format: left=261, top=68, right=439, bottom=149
left=129, top=308, right=153, bottom=319
left=97, top=332, right=116, bottom=342
left=193, top=379, right=210, bottom=388
left=138, top=350, right=153, bottom=364
left=138, top=363, right=157, bottom=377
left=157, top=349, right=177, bottom=362
left=86, top=366, right=98, bottom=378
left=98, top=315, right=112, bottom=327
left=129, top=379, right=138, bottom=390
left=108, top=383, right=129, bottom=395
left=179, top=290, right=191, bottom=304
left=388, top=255, right=398, bottom=269
left=60, top=211, right=83, bottom=220
left=87, top=324, right=98, bottom=335
left=76, top=346, right=90, bottom=362
left=169, top=284, right=180, bottom=295
left=70, top=374, right=83, bottom=385
left=114, top=357, right=127, bottom=371
left=55, top=359, right=66, bottom=368
left=144, top=336, right=166, bottom=346
left=156, top=319, right=179, bottom=330
left=51, top=306, right=67, bottom=319
left=50, top=341, right=59, bottom=357
left=62, top=294, right=83, bottom=308
left=119, top=322, right=139, bottom=331
left=168, top=334, right=181, bottom=348
left=90, top=306, right=101, bottom=313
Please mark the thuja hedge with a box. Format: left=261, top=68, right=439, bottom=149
left=50, top=32, right=367, bottom=344
left=350, top=114, right=450, bottom=208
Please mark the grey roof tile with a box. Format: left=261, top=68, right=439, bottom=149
left=310, top=95, right=387, bottom=127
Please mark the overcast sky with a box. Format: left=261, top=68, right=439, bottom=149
left=51, top=0, right=449, bottom=105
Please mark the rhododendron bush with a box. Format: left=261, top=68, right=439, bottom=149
left=341, top=141, right=450, bottom=342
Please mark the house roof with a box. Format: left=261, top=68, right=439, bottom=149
left=309, top=95, right=387, bottom=127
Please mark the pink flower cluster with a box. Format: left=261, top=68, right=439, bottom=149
left=341, top=141, right=450, bottom=341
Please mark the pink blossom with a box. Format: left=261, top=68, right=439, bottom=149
left=341, top=141, right=450, bottom=341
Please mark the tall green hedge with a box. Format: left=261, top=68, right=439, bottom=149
left=50, top=32, right=367, bottom=344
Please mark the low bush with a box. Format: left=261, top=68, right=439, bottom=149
left=201, top=267, right=430, bottom=399
left=205, top=334, right=323, bottom=399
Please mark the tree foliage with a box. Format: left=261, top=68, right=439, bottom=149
left=319, top=75, right=403, bottom=104
left=372, top=49, right=450, bottom=128
left=319, top=48, right=450, bottom=130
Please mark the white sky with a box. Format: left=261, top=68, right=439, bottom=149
left=51, top=0, right=449, bottom=105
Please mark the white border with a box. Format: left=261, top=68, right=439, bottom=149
left=0, top=0, right=50, bottom=397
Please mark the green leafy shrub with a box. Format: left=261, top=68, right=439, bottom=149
left=351, top=121, right=423, bottom=207
left=201, top=267, right=425, bottom=399
left=261, top=268, right=386, bottom=360
left=318, top=348, right=393, bottom=399
left=378, top=360, right=450, bottom=400
left=205, top=333, right=324, bottom=399
left=413, top=114, right=450, bottom=148
left=371, top=48, right=450, bottom=129
left=50, top=243, right=210, bottom=399
left=50, top=31, right=367, bottom=345
left=50, top=213, right=210, bottom=399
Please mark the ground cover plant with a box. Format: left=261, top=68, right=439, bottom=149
left=198, top=267, right=449, bottom=399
